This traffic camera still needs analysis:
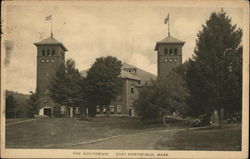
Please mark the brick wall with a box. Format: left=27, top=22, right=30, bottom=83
left=36, top=45, right=65, bottom=95
left=157, top=44, right=183, bottom=78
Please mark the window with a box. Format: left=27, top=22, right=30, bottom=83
left=42, top=49, right=46, bottom=56
left=52, top=49, right=56, bottom=56
left=117, top=105, right=121, bottom=114
left=60, top=106, right=67, bottom=114
left=129, top=69, right=135, bottom=73
left=47, top=49, right=51, bottom=56
left=169, top=48, right=173, bottom=55
left=41, top=59, right=45, bottom=63
left=75, top=107, right=80, bottom=114
left=174, top=58, right=178, bottom=62
left=174, top=48, right=178, bottom=55
left=46, top=59, right=49, bottom=63
left=169, top=58, right=173, bottom=62
left=164, top=48, right=168, bottom=55
left=51, top=59, right=55, bottom=63
left=164, top=58, right=168, bottom=62
left=131, top=86, right=134, bottom=94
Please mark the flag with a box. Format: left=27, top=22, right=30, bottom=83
left=45, top=15, right=52, bottom=21
left=164, top=14, right=169, bottom=24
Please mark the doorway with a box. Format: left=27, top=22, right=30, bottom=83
left=44, top=108, right=52, bottom=117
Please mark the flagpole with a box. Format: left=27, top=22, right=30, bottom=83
left=51, top=18, right=53, bottom=37
left=168, top=14, right=170, bottom=37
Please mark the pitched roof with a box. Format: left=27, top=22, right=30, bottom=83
left=34, top=35, right=68, bottom=51
left=122, top=62, right=156, bottom=84
left=80, top=62, right=156, bottom=83
left=80, top=69, right=141, bottom=81
left=155, top=35, right=185, bottom=51
left=120, top=69, right=140, bottom=81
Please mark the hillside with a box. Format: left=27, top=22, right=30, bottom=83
left=5, top=90, right=31, bottom=118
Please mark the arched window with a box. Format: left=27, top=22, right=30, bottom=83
left=174, top=48, right=178, bottom=55
left=52, top=49, right=55, bottom=56
left=47, top=49, right=51, bottom=56
left=164, top=48, right=168, bottom=55
left=42, top=49, right=46, bottom=56
left=169, top=48, right=173, bottom=55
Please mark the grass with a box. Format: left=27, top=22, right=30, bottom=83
left=156, top=123, right=242, bottom=151
left=6, top=117, right=241, bottom=150
left=6, top=116, right=171, bottom=149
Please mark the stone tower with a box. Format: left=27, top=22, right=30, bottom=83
left=155, top=35, right=185, bottom=78
left=34, top=34, right=67, bottom=116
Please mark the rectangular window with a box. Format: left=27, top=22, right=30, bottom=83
left=131, top=87, right=134, bottom=93
left=60, top=106, right=66, bottom=114
left=75, top=107, right=80, bottom=114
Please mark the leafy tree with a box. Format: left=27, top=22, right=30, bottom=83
left=49, top=58, right=82, bottom=114
left=135, top=70, right=188, bottom=123
left=83, top=56, right=122, bottom=117
left=185, top=10, right=242, bottom=127
left=6, top=90, right=31, bottom=118
left=6, top=94, right=18, bottom=118
left=27, top=90, right=41, bottom=117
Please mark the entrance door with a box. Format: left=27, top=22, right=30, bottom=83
left=44, top=108, right=52, bottom=117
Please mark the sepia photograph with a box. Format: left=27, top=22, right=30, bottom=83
left=1, top=0, right=249, bottom=158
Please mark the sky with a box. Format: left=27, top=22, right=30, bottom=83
left=2, top=1, right=244, bottom=94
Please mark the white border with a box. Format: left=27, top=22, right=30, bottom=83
left=1, top=0, right=249, bottom=158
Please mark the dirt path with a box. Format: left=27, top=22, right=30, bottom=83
left=61, top=128, right=181, bottom=150
left=6, top=119, right=35, bottom=126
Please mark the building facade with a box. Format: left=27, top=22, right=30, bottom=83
left=81, top=62, right=156, bottom=117
left=155, top=35, right=185, bottom=78
left=34, top=35, right=156, bottom=117
left=34, top=34, right=71, bottom=117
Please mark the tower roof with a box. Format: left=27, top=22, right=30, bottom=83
left=34, top=35, right=68, bottom=51
left=155, top=35, right=185, bottom=51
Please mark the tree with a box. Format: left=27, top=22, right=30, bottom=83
left=27, top=90, right=41, bottom=117
left=135, top=70, right=188, bottom=123
left=6, top=94, right=18, bottom=118
left=185, top=10, right=242, bottom=127
left=6, top=90, right=31, bottom=118
left=49, top=58, right=82, bottom=115
left=83, top=56, right=122, bottom=117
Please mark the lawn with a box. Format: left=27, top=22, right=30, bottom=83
left=156, top=123, right=242, bottom=151
left=6, top=116, right=172, bottom=149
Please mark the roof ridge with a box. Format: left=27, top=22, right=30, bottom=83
left=122, top=61, right=156, bottom=76
left=155, top=35, right=185, bottom=50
